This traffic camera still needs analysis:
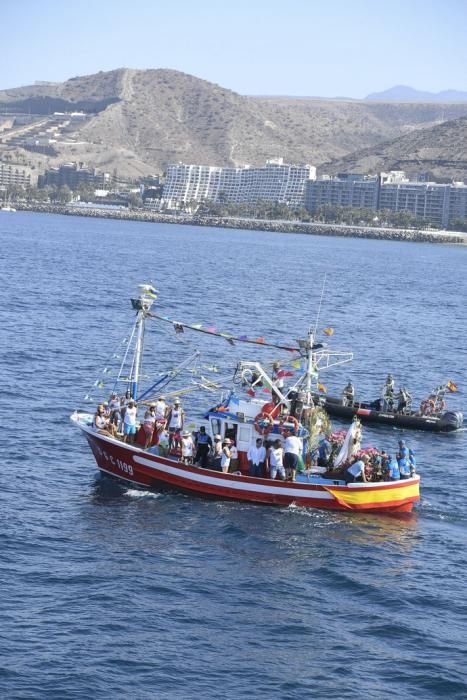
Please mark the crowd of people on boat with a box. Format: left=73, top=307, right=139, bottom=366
left=92, top=390, right=416, bottom=484
left=317, top=435, right=416, bottom=483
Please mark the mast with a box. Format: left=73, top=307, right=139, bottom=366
left=129, top=285, right=157, bottom=399
left=303, top=328, right=316, bottom=405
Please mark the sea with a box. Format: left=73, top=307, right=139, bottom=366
left=1, top=212, right=466, bottom=700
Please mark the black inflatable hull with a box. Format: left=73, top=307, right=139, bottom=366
left=313, top=395, right=463, bottom=432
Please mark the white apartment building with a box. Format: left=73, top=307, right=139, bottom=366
left=162, top=158, right=316, bottom=208
left=0, top=162, right=32, bottom=188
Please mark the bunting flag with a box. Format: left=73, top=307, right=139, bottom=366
left=149, top=312, right=300, bottom=352
left=447, top=380, right=458, bottom=392
left=277, top=369, right=295, bottom=379
left=247, top=388, right=256, bottom=397
left=291, top=359, right=302, bottom=369
left=323, top=327, right=334, bottom=336
left=318, top=383, right=327, bottom=393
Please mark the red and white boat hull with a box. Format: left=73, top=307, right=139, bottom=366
left=74, top=417, right=420, bottom=513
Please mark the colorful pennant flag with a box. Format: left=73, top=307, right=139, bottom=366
left=277, top=369, right=295, bottom=378
left=292, top=359, right=302, bottom=369
left=323, top=327, right=334, bottom=336
left=447, top=380, right=458, bottom=392
left=318, top=383, right=327, bottom=393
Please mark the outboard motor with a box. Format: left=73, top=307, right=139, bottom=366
left=288, top=391, right=298, bottom=417
left=289, top=390, right=306, bottom=420
left=439, top=410, right=464, bottom=432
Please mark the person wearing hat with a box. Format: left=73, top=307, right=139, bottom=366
left=123, top=399, right=138, bottom=444
left=211, top=434, right=223, bottom=471
left=154, top=396, right=168, bottom=422
left=220, top=438, right=232, bottom=473
left=93, top=404, right=115, bottom=437
left=167, top=398, right=184, bottom=452
left=195, top=425, right=212, bottom=468
left=181, top=430, right=195, bottom=465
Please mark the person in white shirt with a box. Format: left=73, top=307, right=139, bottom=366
left=268, top=439, right=285, bottom=480
left=283, top=430, right=302, bottom=482
left=123, top=400, right=138, bottom=444
left=167, top=398, right=184, bottom=451
left=181, top=431, right=195, bottom=464
left=229, top=441, right=239, bottom=473
left=154, top=397, right=167, bottom=422
left=247, top=438, right=266, bottom=477
left=221, top=438, right=232, bottom=473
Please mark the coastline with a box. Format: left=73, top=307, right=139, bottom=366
left=12, top=202, right=467, bottom=245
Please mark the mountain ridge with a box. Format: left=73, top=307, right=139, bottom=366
left=365, top=85, right=467, bottom=102
left=1, top=69, right=467, bottom=179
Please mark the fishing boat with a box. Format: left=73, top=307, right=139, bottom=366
left=71, top=285, right=420, bottom=513
left=312, top=391, right=463, bottom=432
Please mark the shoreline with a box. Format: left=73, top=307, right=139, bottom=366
left=11, top=203, right=467, bottom=245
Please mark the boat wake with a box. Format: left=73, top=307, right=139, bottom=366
left=124, top=488, right=161, bottom=500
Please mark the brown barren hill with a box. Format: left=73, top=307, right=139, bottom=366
left=2, top=68, right=467, bottom=178
left=320, top=114, right=467, bottom=181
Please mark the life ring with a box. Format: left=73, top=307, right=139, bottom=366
left=261, top=401, right=281, bottom=419
left=254, top=411, right=275, bottom=435
left=279, top=415, right=300, bottom=436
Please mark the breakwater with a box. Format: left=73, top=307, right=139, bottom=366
left=14, top=202, right=467, bottom=245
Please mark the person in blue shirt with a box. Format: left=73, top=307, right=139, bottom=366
left=345, top=455, right=369, bottom=483
left=388, top=455, right=400, bottom=480
left=397, top=440, right=409, bottom=459
left=318, top=435, right=332, bottom=467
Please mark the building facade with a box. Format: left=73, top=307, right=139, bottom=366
left=38, top=162, right=111, bottom=189
left=162, top=158, right=316, bottom=208
left=305, top=172, right=467, bottom=227
left=0, top=162, right=32, bottom=188
left=304, top=174, right=379, bottom=211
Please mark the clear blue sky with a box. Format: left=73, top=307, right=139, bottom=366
left=2, top=0, right=466, bottom=96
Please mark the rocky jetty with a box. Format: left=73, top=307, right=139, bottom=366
left=15, top=203, right=467, bottom=245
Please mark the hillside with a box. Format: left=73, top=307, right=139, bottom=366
left=319, top=115, right=467, bottom=181
left=2, top=68, right=467, bottom=179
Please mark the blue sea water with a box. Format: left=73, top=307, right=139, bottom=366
left=1, top=212, right=466, bottom=700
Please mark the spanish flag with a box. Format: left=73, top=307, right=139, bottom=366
left=323, top=327, right=334, bottom=336
left=447, top=380, right=458, bottom=393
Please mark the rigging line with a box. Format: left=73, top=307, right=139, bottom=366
left=312, top=273, right=327, bottom=337
left=148, top=312, right=300, bottom=352
left=114, top=320, right=137, bottom=392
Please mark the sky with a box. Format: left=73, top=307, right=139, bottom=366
left=2, top=0, right=467, bottom=97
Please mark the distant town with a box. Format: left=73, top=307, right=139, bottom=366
left=1, top=111, right=467, bottom=231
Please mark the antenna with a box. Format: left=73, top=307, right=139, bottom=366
left=312, top=274, right=327, bottom=336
